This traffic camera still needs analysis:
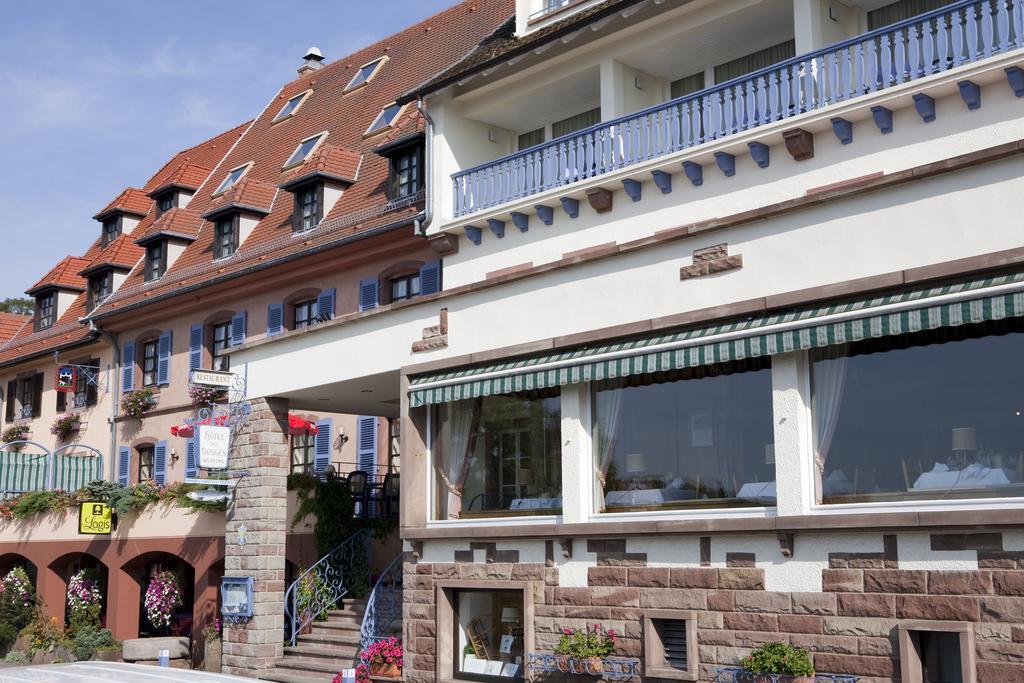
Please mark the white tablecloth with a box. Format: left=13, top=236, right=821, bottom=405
left=604, top=488, right=693, bottom=506
left=509, top=497, right=562, bottom=510
left=736, top=482, right=778, bottom=500
left=913, top=465, right=1012, bottom=490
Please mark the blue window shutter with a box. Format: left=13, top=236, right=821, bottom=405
left=189, top=324, right=204, bottom=371
left=317, top=288, right=336, bottom=321
left=231, top=311, right=247, bottom=346
left=314, top=418, right=332, bottom=478
left=186, top=438, right=198, bottom=479
left=358, top=279, right=378, bottom=312
left=121, top=342, right=135, bottom=393
left=420, top=259, right=442, bottom=295
left=267, top=304, right=284, bottom=336
left=117, top=446, right=131, bottom=485
left=356, top=416, right=377, bottom=474
left=157, top=331, right=172, bottom=386
left=154, top=440, right=168, bottom=485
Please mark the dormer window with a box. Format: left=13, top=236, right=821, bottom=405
left=155, top=190, right=176, bottom=217
left=35, top=293, right=55, bottom=331
left=345, top=57, right=386, bottom=91
left=285, top=132, right=327, bottom=168
left=87, top=271, right=113, bottom=312
left=214, top=214, right=240, bottom=259
left=389, top=145, right=422, bottom=199
left=293, top=182, right=323, bottom=233
left=102, top=217, right=121, bottom=247
left=365, top=104, right=403, bottom=137
left=273, top=90, right=312, bottom=123
left=214, top=163, right=251, bottom=195
left=144, top=241, right=167, bottom=282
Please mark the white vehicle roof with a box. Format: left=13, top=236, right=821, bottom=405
left=0, top=662, right=257, bottom=682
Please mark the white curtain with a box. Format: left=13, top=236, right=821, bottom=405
left=812, top=347, right=849, bottom=474
left=435, top=400, right=476, bottom=519
left=593, top=389, right=623, bottom=510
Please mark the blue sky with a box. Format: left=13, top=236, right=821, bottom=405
left=0, top=0, right=453, bottom=299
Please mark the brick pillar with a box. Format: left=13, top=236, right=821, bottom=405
left=105, top=566, right=141, bottom=640
left=222, top=396, right=289, bottom=677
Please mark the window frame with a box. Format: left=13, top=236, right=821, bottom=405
left=283, top=132, right=328, bottom=169
left=897, top=621, right=975, bottom=683
left=87, top=271, right=113, bottom=312
left=344, top=57, right=386, bottom=92
left=144, top=240, right=167, bottom=282
left=18, top=375, right=36, bottom=420
left=34, top=293, right=56, bottom=331
left=389, top=272, right=421, bottom=303
left=292, top=182, right=324, bottom=233
left=211, top=321, right=232, bottom=372
left=642, top=610, right=699, bottom=681
left=214, top=213, right=240, bottom=260
left=365, top=103, right=404, bottom=137
left=213, top=162, right=252, bottom=196
left=290, top=433, right=316, bottom=474
left=272, top=89, right=312, bottom=123
left=292, top=299, right=318, bottom=330
left=388, top=144, right=423, bottom=199
left=140, top=339, right=159, bottom=388
left=154, top=190, right=176, bottom=217
left=101, top=216, right=121, bottom=246
left=137, top=444, right=155, bottom=483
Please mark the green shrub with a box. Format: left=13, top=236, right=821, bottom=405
left=0, top=566, right=37, bottom=651
left=4, top=649, right=28, bottom=664
left=70, top=625, right=117, bottom=661
left=741, top=642, right=815, bottom=676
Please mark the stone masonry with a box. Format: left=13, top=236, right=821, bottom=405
left=222, top=397, right=289, bottom=677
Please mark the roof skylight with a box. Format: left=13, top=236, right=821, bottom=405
left=273, top=90, right=312, bottom=122
left=345, top=57, right=385, bottom=91
left=284, top=132, right=327, bottom=167
left=214, top=163, right=250, bottom=195
left=365, top=104, right=402, bottom=136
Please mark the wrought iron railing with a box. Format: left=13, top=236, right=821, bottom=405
left=285, top=528, right=371, bottom=646
left=452, top=0, right=1024, bottom=216
left=359, top=553, right=404, bottom=651
left=714, top=668, right=859, bottom=683
left=527, top=653, right=640, bottom=680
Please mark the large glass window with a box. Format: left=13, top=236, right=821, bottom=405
left=593, top=358, right=775, bottom=512
left=293, top=299, right=317, bottom=330
left=453, top=589, right=525, bottom=681
left=291, top=434, right=315, bottom=474
left=812, top=319, right=1024, bottom=504
left=432, top=391, right=561, bottom=519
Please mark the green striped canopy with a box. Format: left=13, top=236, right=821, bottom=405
left=409, top=271, right=1024, bottom=407
left=0, top=451, right=48, bottom=496
left=54, top=455, right=102, bottom=492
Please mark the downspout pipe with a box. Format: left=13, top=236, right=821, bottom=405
left=88, top=320, right=119, bottom=482
left=413, top=96, right=434, bottom=236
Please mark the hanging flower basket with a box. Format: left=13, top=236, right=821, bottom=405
left=121, top=389, right=157, bottom=419
left=1, top=425, right=30, bottom=452
left=50, top=413, right=82, bottom=441
left=144, top=570, right=182, bottom=632
left=188, top=384, right=226, bottom=409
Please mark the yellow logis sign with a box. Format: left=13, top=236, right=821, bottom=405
left=78, top=502, right=113, bottom=535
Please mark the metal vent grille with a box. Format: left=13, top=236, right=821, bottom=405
left=658, top=619, right=688, bottom=670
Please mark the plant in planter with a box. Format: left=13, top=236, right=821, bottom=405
left=348, top=637, right=402, bottom=682
left=188, top=384, right=226, bottom=409
left=0, top=566, right=36, bottom=654
left=1, top=425, right=30, bottom=452
left=120, top=389, right=157, bottom=419
left=67, top=569, right=103, bottom=631
left=554, top=624, right=618, bottom=675
left=50, top=413, right=82, bottom=441
left=740, top=642, right=815, bottom=682
left=144, top=570, right=182, bottom=633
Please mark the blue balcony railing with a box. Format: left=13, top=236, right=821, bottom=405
left=452, top=0, right=1024, bottom=217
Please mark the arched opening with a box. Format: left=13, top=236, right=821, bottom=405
left=0, top=553, right=37, bottom=586
left=123, top=552, right=196, bottom=638
left=49, top=552, right=108, bottom=628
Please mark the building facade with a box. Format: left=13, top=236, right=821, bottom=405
left=234, top=0, right=1024, bottom=681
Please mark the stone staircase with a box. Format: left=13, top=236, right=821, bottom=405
left=260, top=598, right=367, bottom=683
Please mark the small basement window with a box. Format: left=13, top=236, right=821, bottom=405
left=273, top=90, right=311, bottom=122
left=643, top=611, right=698, bottom=681
left=284, top=132, right=326, bottom=167
left=214, top=163, right=250, bottom=195
left=365, top=103, right=402, bottom=136
left=898, top=622, right=975, bottom=683
left=346, top=57, right=385, bottom=91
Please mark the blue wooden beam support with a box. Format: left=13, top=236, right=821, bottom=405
left=651, top=170, right=672, bottom=194
left=714, top=152, right=736, bottom=177
left=747, top=142, right=770, bottom=168
left=487, top=219, right=505, bottom=238
left=509, top=212, right=530, bottom=233
left=622, top=178, right=642, bottom=202
left=560, top=197, right=580, bottom=218
left=682, top=161, right=703, bottom=187
left=464, top=225, right=482, bottom=245
left=912, top=94, right=936, bottom=123
left=534, top=205, right=554, bottom=226
left=1006, top=66, right=1024, bottom=97
left=830, top=117, right=853, bottom=145
left=958, top=80, right=981, bottom=110
left=870, top=106, right=894, bottom=134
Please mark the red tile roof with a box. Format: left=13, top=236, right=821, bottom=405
left=79, top=235, right=145, bottom=276
left=94, top=188, right=152, bottom=220
left=27, top=256, right=91, bottom=295
left=134, top=207, right=204, bottom=244
left=90, top=0, right=514, bottom=319
left=279, top=144, right=361, bottom=190
left=142, top=122, right=250, bottom=194
left=0, top=314, right=31, bottom=345
left=147, top=163, right=212, bottom=196
left=202, top=177, right=278, bottom=219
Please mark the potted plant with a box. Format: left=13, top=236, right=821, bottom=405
left=188, top=384, right=225, bottom=409
left=740, top=642, right=815, bottom=683
left=1, top=425, right=30, bottom=452
left=66, top=569, right=103, bottom=630
left=144, top=570, right=182, bottom=634
left=120, top=389, right=157, bottom=419
left=362, top=636, right=403, bottom=678
left=202, top=617, right=222, bottom=672
left=50, top=413, right=81, bottom=441
left=554, top=624, right=617, bottom=675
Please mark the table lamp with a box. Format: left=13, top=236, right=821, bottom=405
left=626, top=453, right=646, bottom=489
left=952, top=427, right=977, bottom=468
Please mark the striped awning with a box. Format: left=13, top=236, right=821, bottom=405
left=0, top=451, right=48, bottom=496
left=54, top=454, right=102, bottom=492
left=409, top=271, right=1024, bottom=407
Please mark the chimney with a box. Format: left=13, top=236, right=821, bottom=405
left=298, top=46, right=324, bottom=75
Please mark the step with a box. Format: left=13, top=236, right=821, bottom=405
left=264, top=658, right=357, bottom=675
left=259, top=668, right=337, bottom=683
left=298, top=631, right=363, bottom=647
left=284, top=643, right=361, bottom=661
left=309, top=622, right=362, bottom=636
left=327, top=608, right=364, bottom=618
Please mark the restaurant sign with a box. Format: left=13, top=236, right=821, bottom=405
left=78, top=501, right=113, bottom=535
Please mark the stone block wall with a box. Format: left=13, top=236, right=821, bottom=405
left=403, top=532, right=1024, bottom=682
